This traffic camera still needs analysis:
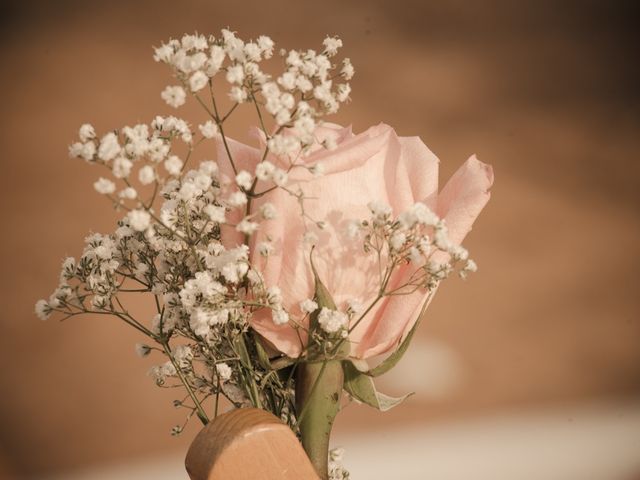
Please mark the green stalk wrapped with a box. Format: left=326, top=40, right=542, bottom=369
left=295, top=251, right=348, bottom=478
left=295, top=359, right=343, bottom=479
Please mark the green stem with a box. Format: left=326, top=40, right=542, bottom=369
left=295, top=359, right=343, bottom=480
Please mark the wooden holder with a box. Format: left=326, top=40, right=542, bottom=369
left=185, top=408, right=320, bottom=480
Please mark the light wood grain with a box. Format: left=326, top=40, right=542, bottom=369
left=185, top=408, right=320, bottom=480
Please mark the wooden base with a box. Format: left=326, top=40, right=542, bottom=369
left=185, top=408, right=320, bottom=480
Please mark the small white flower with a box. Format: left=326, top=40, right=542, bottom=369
left=135, top=343, right=151, bottom=357
left=465, top=259, right=478, bottom=272
left=390, top=232, right=406, bottom=251
left=189, top=70, right=208, bottom=92
left=280, top=92, right=295, bottom=109
left=400, top=202, right=439, bottom=228
left=368, top=200, right=392, bottom=220
left=69, top=142, right=96, bottom=161
left=119, top=187, right=137, bottom=199
left=255, top=161, right=275, bottom=181
left=341, top=58, right=354, bottom=80
left=216, top=362, right=232, bottom=381
left=275, top=109, right=291, bottom=126
left=93, top=177, right=116, bottom=195
left=300, top=299, right=318, bottom=314
left=329, top=447, right=345, bottom=463
left=267, top=286, right=283, bottom=305
left=336, top=83, right=351, bottom=103
left=178, top=181, right=201, bottom=201
left=286, top=50, right=303, bottom=68
left=153, top=43, right=174, bottom=63
left=199, top=120, right=218, bottom=138
left=161, top=85, right=186, bottom=108
left=79, top=124, right=96, bottom=142
left=244, top=42, right=261, bottom=61
left=310, top=162, right=325, bottom=176
left=225, top=64, right=245, bottom=84
left=272, top=169, right=288, bottom=187
left=296, top=76, right=313, bottom=92
left=174, top=345, right=193, bottom=367
left=235, top=170, right=253, bottom=190
left=112, top=157, right=133, bottom=178
left=204, top=204, right=226, bottom=223
left=236, top=219, right=259, bottom=235
left=322, top=36, right=343, bottom=56
left=271, top=307, right=289, bottom=325
left=434, top=226, right=452, bottom=251
left=409, top=246, right=422, bottom=264
left=115, top=226, right=133, bottom=238
left=199, top=160, right=219, bottom=176
left=460, top=258, right=478, bottom=279
left=317, top=307, right=348, bottom=334
left=164, top=155, right=183, bottom=176
left=228, top=191, right=247, bottom=207
left=138, top=165, right=155, bottom=185
left=35, top=299, right=51, bottom=320
left=189, top=309, right=211, bottom=337
left=257, top=241, right=274, bottom=257
left=97, top=133, right=120, bottom=161
left=450, top=244, right=469, bottom=261
left=208, top=45, right=226, bottom=73
left=128, top=209, right=151, bottom=231
left=229, top=86, right=248, bottom=103
left=346, top=299, right=363, bottom=314
left=260, top=202, right=277, bottom=220
left=161, top=361, right=177, bottom=377
left=257, top=35, right=275, bottom=58
left=278, top=71, right=296, bottom=90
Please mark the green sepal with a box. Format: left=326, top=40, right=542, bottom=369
left=342, top=359, right=412, bottom=411
left=232, top=333, right=252, bottom=369
left=252, top=333, right=273, bottom=371
left=270, top=355, right=296, bottom=371
left=306, top=248, right=351, bottom=361
left=310, top=248, right=337, bottom=313
left=366, top=314, right=423, bottom=377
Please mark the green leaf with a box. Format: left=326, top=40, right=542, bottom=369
left=252, top=333, right=273, bottom=371
left=233, top=333, right=252, bottom=369
left=270, top=355, right=296, bottom=371
left=364, top=292, right=437, bottom=377
left=367, top=314, right=423, bottom=377
left=342, top=360, right=412, bottom=411
left=310, top=248, right=337, bottom=311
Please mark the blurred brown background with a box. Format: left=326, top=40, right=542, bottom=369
left=1, top=0, right=639, bottom=478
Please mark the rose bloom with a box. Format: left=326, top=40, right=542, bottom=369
left=218, top=123, right=493, bottom=359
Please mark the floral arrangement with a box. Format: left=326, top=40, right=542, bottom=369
left=36, top=29, right=492, bottom=480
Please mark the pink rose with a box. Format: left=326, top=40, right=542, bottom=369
left=217, top=123, right=493, bottom=359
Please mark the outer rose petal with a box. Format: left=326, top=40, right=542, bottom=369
left=355, top=156, right=493, bottom=358
left=437, top=155, right=494, bottom=244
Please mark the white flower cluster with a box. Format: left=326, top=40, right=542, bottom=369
left=317, top=307, right=349, bottom=336
left=355, top=200, right=477, bottom=294
left=328, top=447, right=350, bottom=480
left=153, top=30, right=354, bottom=160
left=40, top=110, right=305, bottom=427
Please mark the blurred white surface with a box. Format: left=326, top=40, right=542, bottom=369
left=41, top=399, right=640, bottom=480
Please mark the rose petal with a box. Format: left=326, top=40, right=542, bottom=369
left=437, top=155, right=494, bottom=244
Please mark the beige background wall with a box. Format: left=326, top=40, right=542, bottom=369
left=0, top=0, right=638, bottom=477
